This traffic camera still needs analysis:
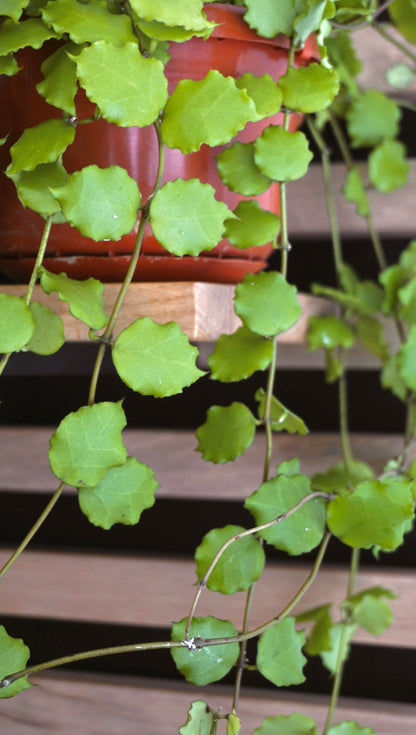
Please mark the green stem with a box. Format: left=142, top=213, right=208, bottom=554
left=372, top=22, right=416, bottom=66
left=232, top=581, right=256, bottom=712
left=322, top=548, right=360, bottom=734
left=339, top=360, right=354, bottom=472
left=0, top=482, right=64, bottom=581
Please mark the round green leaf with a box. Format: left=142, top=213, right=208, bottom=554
left=36, top=43, right=78, bottom=115
left=0, top=294, right=34, bottom=353
left=208, top=326, right=273, bottom=382
left=7, top=119, right=75, bottom=174
left=171, top=616, right=239, bottom=685
left=257, top=618, right=307, bottom=687
left=254, top=126, right=313, bottom=182
left=150, top=179, right=233, bottom=256
left=235, top=73, right=283, bottom=120
left=195, top=524, right=265, bottom=594
left=388, top=0, right=416, bottom=43
left=307, top=315, right=354, bottom=351
left=235, top=271, right=302, bottom=337
left=216, top=141, right=271, bottom=196
left=243, top=0, right=298, bottom=37
left=161, top=70, right=257, bottom=153
left=130, top=0, right=214, bottom=34
left=179, top=700, right=214, bottom=735
left=345, top=91, right=401, bottom=148
left=40, top=268, right=109, bottom=331
left=327, top=724, right=377, bottom=735
left=8, top=161, right=67, bottom=217
left=73, top=42, right=167, bottom=127
left=0, top=18, right=56, bottom=56
left=342, top=586, right=395, bottom=636
left=224, top=200, right=280, bottom=249
left=0, top=54, right=20, bottom=76
left=327, top=478, right=415, bottom=550
left=311, top=460, right=374, bottom=497
left=0, top=0, right=30, bottom=22
left=278, top=64, right=339, bottom=113
left=112, top=317, right=204, bottom=397
left=245, top=473, right=326, bottom=555
left=195, top=403, right=257, bottom=464
left=78, top=457, right=158, bottom=530
left=254, top=713, right=318, bottom=735
left=48, top=401, right=128, bottom=487
left=0, top=626, right=31, bottom=699
left=386, top=62, right=415, bottom=89
left=50, top=165, right=141, bottom=241
left=25, top=302, right=65, bottom=355
left=42, top=0, right=137, bottom=45
left=368, top=139, right=410, bottom=193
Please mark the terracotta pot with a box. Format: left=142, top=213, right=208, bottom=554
left=0, top=4, right=319, bottom=283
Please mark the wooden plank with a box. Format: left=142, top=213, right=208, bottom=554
left=1, top=671, right=416, bottom=734
left=288, top=159, right=416, bottom=239
left=0, top=427, right=406, bottom=497
left=0, top=550, right=414, bottom=649
left=356, top=25, right=416, bottom=101
left=0, top=284, right=332, bottom=344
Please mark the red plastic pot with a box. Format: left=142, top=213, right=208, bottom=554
left=0, top=3, right=319, bottom=284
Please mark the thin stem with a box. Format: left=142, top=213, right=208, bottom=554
left=0, top=482, right=64, bottom=581
left=338, top=361, right=354, bottom=472
left=184, top=492, right=332, bottom=637
left=372, top=22, right=416, bottom=66
left=232, top=581, right=256, bottom=712
left=261, top=336, right=278, bottom=482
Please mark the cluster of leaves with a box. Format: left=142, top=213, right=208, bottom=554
left=1, top=1, right=416, bottom=734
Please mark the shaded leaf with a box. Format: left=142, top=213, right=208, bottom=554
left=195, top=524, right=265, bottom=594
left=25, top=302, right=65, bottom=355
left=320, top=623, right=356, bottom=674
left=296, top=604, right=333, bottom=655
left=311, top=460, right=374, bottom=497
left=224, top=200, right=280, bottom=249
left=327, top=722, right=377, bottom=735
left=40, top=268, right=109, bottom=330
left=0, top=294, right=34, bottom=353
left=254, top=126, right=313, bottom=182
left=171, top=616, right=239, bottom=685
left=354, top=316, right=389, bottom=361
left=342, top=586, right=396, bottom=636
left=7, top=119, right=75, bottom=174
left=48, top=401, right=128, bottom=487
left=346, top=91, right=401, bottom=148
left=208, top=327, right=273, bottom=382
left=179, top=700, right=214, bottom=735
left=0, top=627, right=31, bottom=699
left=307, top=315, right=354, bottom=351
left=113, top=317, right=204, bottom=397
left=342, top=167, right=370, bottom=217
left=257, top=618, right=306, bottom=686
left=368, top=139, right=410, bottom=193
left=235, top=271, right=301, bottom=337
left=279, top=64, right=339, bottom=113
left=254, top=713, right=318, bottom=735
left=256, top=388, right=308, bottom=435
left=8, top=161, right=67, bottom=217
left=235, top=73, right=282, bottom=119
left=388, top=0, right=416, bottom=43
left=78, top=457, right=158, bottom=529
left=398, top=324, right=416, bottom=390
left=216, top=141, right=271, bottom=196
left=0, top=54, right=20, bottom=76
left=36, top=43, right=78, bottom=115
left=150, top=179, right=233, bottom=255
left=195, top=403, right=256, bottom=464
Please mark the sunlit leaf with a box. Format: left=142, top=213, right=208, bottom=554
left=227, top=712, right=241, bottom=735
left=254, top=126, right=313, bottom=182
left=327, top=721, right=377, bottom=735
left=194, top=524, right=265, bottom=593
left=161, top=70, right=256, bottom=153
left=42, top=0, right=137, bottom=45
left=25, top=302, right=65, bottom=355
left=112, top=317, right=204, bottom=397
left=0, top=627, right=31, bottom=699
left=256, top=388, right=308, bottom=435
left=0, top=17, right=56, bottom=55
left=345, top=91, right=401, bottom=148
left=0, top=294, right=34, bottom=353
left=245, top=472, right=326, bottom=555
left=50, top=165, right=141, bottom=241
left=40, top=268, right=109, bottom=330
left=368, top=139, right=410, bottom=193
left=243, top=0, right=299, bottom=37
left=341, top=586, right=396, bottom=636
left=179, top=700, right=214, bottom=735
left=129, top=0, right=214, bottom=34
left=195, top=403, right=257, bottom=463
left=208, top=327, right=273, bottom=382
left=78, top=457, right=158, bottom=529
left=0, top=0, right=30, bottom=21
left=7, top=119, right=75, bottom=174
left=257, top=618, right=306, bottom=686
left=327, top=478, right=415, bottom=550
left=279, top=64, right=339, bottom=113
left=235, top=271, right=301, bottom=337
left=150, top=179, right=233, bottom=256
left=171, top=616, right=239, bottom=685
left=216, top=142, right=271, bottom=196
left=253, top=713, right=318, bottom=735
left=73, top=42, right=167, bottom=127
left=224, top=200, right=280, bottom=249
left=48, top=401, right=128, bottom=487
left=294, top=0, right=336, bottom=46
left=235, top=73, right=282, bottom=119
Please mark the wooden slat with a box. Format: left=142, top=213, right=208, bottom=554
left=356, top=25, right=416, bottom=101
left=2, top=672, right=416, bottom=734
left=0, top=549, right=414, bottom=649
left=0, top=427, right=406, bottom=497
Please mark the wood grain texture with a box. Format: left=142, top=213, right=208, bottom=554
left=1, top=672, right=416, bottom=734
left=0, top=427, right=406, bottom=497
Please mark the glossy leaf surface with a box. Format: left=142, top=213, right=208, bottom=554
left=254, top=127, right=313, bottom=182
left=224, top=200, right=280, bottom=249
left=42, top=0, right=136, bottom=45
left=256, top=388, right=308, bottom=435
left=0, top=627, right=31, bottom=699
left=49, top=402, right=128, bottom=487
left=257, top=618, right=306, bottom=686
left=235, top=271, right=301, bottom=337
left=150, top=179, right=233, bottom=255
left=208, top=327, right=273, bottom=382
left=0, top=294, right=34, bottom=353
left=78, top=457, right=158, bottom=529
left=40, top=268, right=109, bottom=330
left=195, top=403, right=256, bottom=463
left=50, top=165, right=141, bottom=241
left=216, top=142, right=271, bottom=196
left=113, top=317, right=204, bottom=397
left=161, top=70, right=256, bottom=153
left=7, top=119, right=75, bottom=174
left=74, top=42, right=167, bottom=127
left=171, top=617, right=239, bottom=685
left=25, top=302, right=65, bottom=355
left=245, top=473, right=326, bottom=555
left=254, top=713, right=318, bottom=735
left=194, top=524, right=265, bottom=593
